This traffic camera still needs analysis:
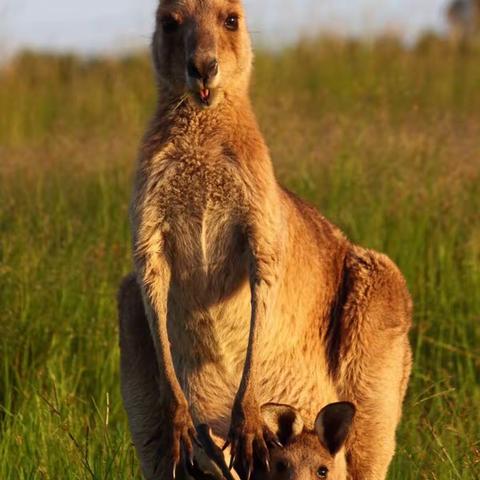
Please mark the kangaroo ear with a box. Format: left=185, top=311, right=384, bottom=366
left=261, top=403, right=305, bottom=446
left=314, top=402, right=356, bottom=456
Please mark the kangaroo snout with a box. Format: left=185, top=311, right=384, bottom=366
left=187, top=57, right=219, bottom=86
left=186, top=54, right=221, bottom=106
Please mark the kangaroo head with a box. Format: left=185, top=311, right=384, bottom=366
left=152, top=0, right=253, bottom=108
left=257, top=402, right=356, bottom=480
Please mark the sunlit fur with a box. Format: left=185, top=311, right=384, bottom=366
left=118, top=1, right=413, bottom=479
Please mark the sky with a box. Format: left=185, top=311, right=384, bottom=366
left=0, top=0, right=452, bottom=56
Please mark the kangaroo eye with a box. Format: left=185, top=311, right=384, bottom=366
left=225, top=14, right=239, bottom=31
left=317, top=466, right=329, bottom=478
left=276, top=460, right=289, bottom=473
left=162, top=15, right=180, bottom=34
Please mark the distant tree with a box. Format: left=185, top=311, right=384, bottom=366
left=447, top=0, right=480, bottom=41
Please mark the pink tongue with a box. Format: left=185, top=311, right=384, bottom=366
left=200, top=89, right=210, bottom=101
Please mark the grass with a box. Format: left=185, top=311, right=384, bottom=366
left=0, top=36, right=479, bottom=479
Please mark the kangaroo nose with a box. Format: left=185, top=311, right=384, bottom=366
left=187, top=58, right=219, bottom=84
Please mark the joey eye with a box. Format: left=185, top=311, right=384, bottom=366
left=225, top=14, right=239, bottom=31
left=162, top=15, right=180, bottom=34
left=317, top=466, right=329, bottom=478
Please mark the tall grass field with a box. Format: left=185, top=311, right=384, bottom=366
left=0, top=37, right=479, bottom=479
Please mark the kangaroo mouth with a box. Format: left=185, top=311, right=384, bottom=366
left=190, top=87, right=221, bottom=108
left=199, top=88, right=211, bottom=105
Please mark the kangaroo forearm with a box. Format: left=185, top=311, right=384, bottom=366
left=147, top=302, right=185, bottom=402
left=236, top=275, right=271, bottom=403
left=141, top=257, right=186, bottom=404
left=236, top=221, right=282, bottom=400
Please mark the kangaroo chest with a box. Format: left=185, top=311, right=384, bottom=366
left=153, top=148, right=249, bottom=284
left=139, top=145, right=253, bottom=360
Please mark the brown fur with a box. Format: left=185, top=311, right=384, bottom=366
left=118, top=1, right=413, bottom=479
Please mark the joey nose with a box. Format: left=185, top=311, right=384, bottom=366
left=187, top=58, right=219, bottom=84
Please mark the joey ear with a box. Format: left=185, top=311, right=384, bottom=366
left=261, top=403, right=305, bottom=446
left=314, top=402, right=356, bottom=456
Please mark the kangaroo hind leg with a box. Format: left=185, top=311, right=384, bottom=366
left=119, top=273, right=182, bottom=479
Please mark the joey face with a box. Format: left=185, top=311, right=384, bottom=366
left=153, top=0, right=253, bottom=108
left=256, top=403, right=356, bottom=480
left=265, top=436, right=347, bottom=480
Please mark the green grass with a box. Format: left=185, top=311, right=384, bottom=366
left=1, top=37, right=479, bottom=479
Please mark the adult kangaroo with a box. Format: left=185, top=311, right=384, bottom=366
left=118, top=1, right=413, bottom=479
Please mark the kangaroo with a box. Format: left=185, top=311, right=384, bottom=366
left=118, top=1, right=413, bottom=479
left=256, top=403, right=355, bottom=480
